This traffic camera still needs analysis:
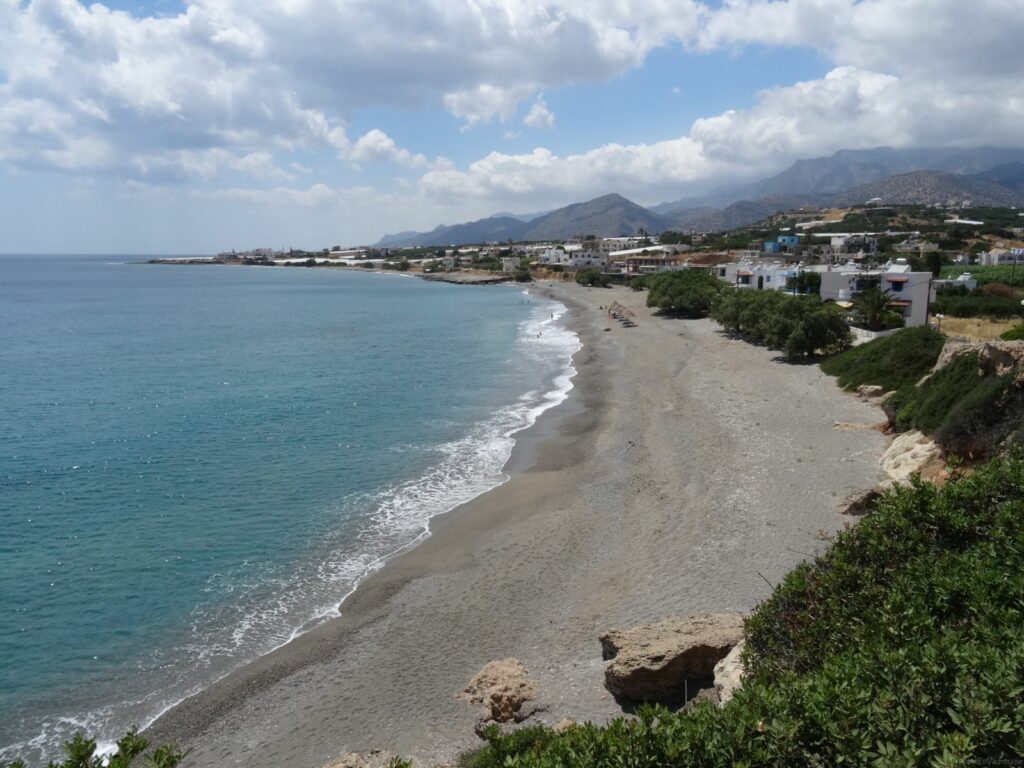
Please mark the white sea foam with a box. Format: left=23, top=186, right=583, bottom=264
left=1, top=294, right=581, bottom=766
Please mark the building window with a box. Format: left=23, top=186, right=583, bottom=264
left=889, top=281, right=904, bottom=293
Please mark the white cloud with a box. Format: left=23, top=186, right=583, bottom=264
left=133, top=148, right=295, bottom=182
left=0, top=0, right=712, bottom=175
left=523, top=95, right=556, bottom=130
left=419, top=59, right=1024, bottom=211
left=443, top=84, right=537, bottom=128
left=1, top=0, right=1023, bottom=244
left=197, top=183, right=363, bottom=207
left=420, top=138, right=714, bottom=206
left=348, top=129, right=430, bottom=169
left=697, top=0, right=1024, bottom=81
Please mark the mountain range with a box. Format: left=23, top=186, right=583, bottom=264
left=374, top=148, right=1024, bottom=247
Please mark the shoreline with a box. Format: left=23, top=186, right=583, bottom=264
left=144, top=282, right=887, bottom=767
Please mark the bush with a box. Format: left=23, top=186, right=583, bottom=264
left=575, top=268, right=610, bottom=287
left=455, top=457, right=1024, bottom=768
left=885, top=352, right=1023, bottom=456
left=644, top=270, right=722, bottom=318
left=513, top=268, right=532, bottom=283
left=712, top=290, right=852, bottom=361
left=627, top=276, right=648, bottom=291
left=1001, top=324, right=1024, bottom=341
left=820, top=326, right=945, bottom=392
left=933, top=290, right=1024, bottom=318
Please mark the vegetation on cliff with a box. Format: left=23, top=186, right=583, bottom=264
left=820, top=325, right=945, bottom=391
left=822, top=327, right=1023, bottom=457
left=460, top=456, right=1024, bottom=767
left=884, top=351, right=1023, bottom=457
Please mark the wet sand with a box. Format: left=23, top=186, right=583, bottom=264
left=145, top=281, right=886, bottom=766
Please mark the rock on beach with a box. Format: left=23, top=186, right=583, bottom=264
left=600, top=614, right=744, bottom=703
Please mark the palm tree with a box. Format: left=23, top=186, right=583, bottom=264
left=853, top=287, right=896, bottom=331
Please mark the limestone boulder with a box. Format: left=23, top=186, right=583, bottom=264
left=713, top=641, right=745, bottom=706
left=881, top=430, right=943, bottom=485
left=457, top=658, right=538, bottom=725
left=600, top=614, right=744, bottom=703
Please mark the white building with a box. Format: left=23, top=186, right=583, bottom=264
left=570, top=252, right=608, bottom=269
left=501, top=256, right=520, bottom=273
left=932, top=272, right=978, bottom=292
left=537, top=248, right=571, bottom=266
left=714, top=261, right=801, bottom=291
left=818, top=260, right=933, bottom=327
left=594, top=237, right=648, bottom=254
left=537, top=248, right=607, bottom=270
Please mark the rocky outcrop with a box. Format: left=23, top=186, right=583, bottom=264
left=933, top=340, right=1024, bottom=377
left=881, top=430, right=944, bottom=485
left=713, top=641, right=745, bottom=706
left=600, top=614, right=745, bottom=703
left=457, top=658, right=539, bottom=728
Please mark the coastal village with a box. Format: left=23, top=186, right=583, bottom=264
left=160, top=199, right=1024, bottom=341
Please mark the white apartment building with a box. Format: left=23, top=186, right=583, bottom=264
left=817, top=260, right=933, bottom=327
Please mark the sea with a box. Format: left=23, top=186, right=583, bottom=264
left=0, top=255, right=579, bottom=764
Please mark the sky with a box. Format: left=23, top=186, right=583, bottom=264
left=1, top=0, right=1023, bottom=254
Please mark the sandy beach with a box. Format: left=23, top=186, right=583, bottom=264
left=145, top=281, right=886, bottom=767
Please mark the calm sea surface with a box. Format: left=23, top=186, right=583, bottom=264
left=0, top=255, right=578, bottom=763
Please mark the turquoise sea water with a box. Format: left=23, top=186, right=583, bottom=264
left=0, top=256, right=578, bottom=763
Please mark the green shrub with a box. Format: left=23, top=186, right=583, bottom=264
left=644, top=270, right=722, bottom=317
left=627, top=276, right=648, bottom=291
left=933, top=290, right=1024, bottom=318
left=820, top=326, right=945, bottom=392
left=456, top=458, right=1024, bottom=768
left=1000, top=324, right=1024, bottom=341
left=575, top=268, right=610, bottom=288
left=712, top=290, right=851, bottom=361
